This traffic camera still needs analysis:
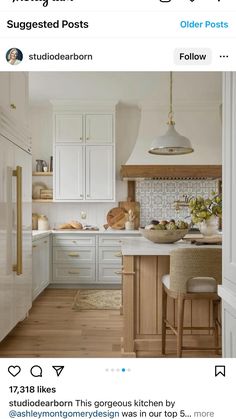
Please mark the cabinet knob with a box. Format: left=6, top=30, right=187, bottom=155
left=87, top=194, right=90, bottom=198
left=33, top=245, right=37, bottom=248
left=44, top=241, right=48, bottom=244
left=80, top=137, right=83, bottom=141
left=86, top=137, right=90, bottom=140
left=10, top=103, right=16, bottom=110
left=80, top=194, right=84, bottom=198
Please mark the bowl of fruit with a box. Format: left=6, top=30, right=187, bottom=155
left=139, top=220, right=189, bottom=243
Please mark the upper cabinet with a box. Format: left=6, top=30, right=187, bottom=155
left=55, top=114, right=83, bottom=143
left=52, top=102, right=116, bottom=202
left=85, top=114, right=113, bottom=144
left=0, top=72, right=29, bottom=126
left=0, top=72, right=30, bottom=152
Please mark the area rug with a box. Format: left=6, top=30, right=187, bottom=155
left=72, top=290, right=122, bottom=310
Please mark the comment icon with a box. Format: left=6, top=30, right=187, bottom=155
left=30, top=365, right=43, bottom=378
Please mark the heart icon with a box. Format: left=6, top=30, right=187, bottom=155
left=8, top=365, right=21, bottom=377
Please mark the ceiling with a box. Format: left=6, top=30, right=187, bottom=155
left=29, top=72, right=222, bottom=106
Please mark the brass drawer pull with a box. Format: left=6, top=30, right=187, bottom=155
left=68, top=270, right=80, bottom=275
left=68, top=253, right=80, bottom=257
left=10, top=103, right=16, bottom=110
left=44, top=241, right=48, bottom=244
left=72, top=240, right=77, bottom=244
left=114, top=252, right=122, bottom=257
left=33, top=245, right=37, bottom=248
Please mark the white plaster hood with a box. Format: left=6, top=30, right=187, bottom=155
left=125, top=101, right=222, bottom=166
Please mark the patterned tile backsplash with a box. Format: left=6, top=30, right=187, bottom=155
left=136, top=179, right=219, bottom=226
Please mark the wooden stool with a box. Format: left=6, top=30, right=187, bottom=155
left=161, top=247, right=222, bottom=358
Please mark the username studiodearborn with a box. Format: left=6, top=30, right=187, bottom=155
left=7, top=19, right=89, bottom=30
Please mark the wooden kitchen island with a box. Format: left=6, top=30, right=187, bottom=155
left=121, top=237, right=222, bottom=357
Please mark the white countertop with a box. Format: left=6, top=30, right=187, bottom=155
left=121, top=237, right=222, bottom=256
left=32, top=229, right=141, bottom=238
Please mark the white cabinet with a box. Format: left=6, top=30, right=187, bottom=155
left=0, top=134, right=32, bottom=342
left=85, top=146, right=114, bottom=200
left=0, top=72, right=28, bottom=126
left=53, top=105, right=116, bottom=202
left=85, top=114, right=113, bottom=143
left=52, top=234, right=96, bottom=285
left=32, top=235, right=50, bottom=300
left=55, top=114, right=83, bottom=143
left=218, top=72, right=236, bottom=357
left=55, top=145, right=84, bottom=200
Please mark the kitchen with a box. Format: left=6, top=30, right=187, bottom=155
left=0, top=71, right=235, bottom=358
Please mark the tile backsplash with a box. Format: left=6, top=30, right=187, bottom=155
left=136, top=179, right=219, bottom=226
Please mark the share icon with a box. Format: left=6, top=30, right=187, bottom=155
left=52, top=366, right=64, bottom=377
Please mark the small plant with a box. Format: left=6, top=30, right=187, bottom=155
left=189, top=192, right=222, bottom=224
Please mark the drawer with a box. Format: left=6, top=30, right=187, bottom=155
left=98, top=265, right=122, bottom=284
left=99, top=247, right=122, bottom=264
left=53, top=265, right=95, bottom=284
left=53, top=247, right=95, bottom=264
left=98, top=236, right=122, bottom=247
left=53, top=235, right=96, bottom=247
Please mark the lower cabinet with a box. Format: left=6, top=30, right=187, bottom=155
left=52, top=233, right=139, bottom=286
left=222, top=301, right=236, bottom=357
left=52, top=234, right=96, bottom=285
left=32, top=235, right=51, bottom=300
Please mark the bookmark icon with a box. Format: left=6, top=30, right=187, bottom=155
left=52, top=366, right=64, bottom=377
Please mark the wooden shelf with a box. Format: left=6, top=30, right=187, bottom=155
left=32, top=172, right=53, bottom=176
left=32, top=199, right=53, bottom=203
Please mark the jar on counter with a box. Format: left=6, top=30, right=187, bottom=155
left=38, top=215, right=49, bottom=231
left=32, top=213, right=39, bottom=230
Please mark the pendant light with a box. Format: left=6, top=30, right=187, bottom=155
left=148, top=72, right=194, bottom=155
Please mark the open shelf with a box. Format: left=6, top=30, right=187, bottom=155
left=32, top=172, right=53, bottom=176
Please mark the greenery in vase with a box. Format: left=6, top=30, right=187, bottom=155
left=189, top=192, right=222, bottom=224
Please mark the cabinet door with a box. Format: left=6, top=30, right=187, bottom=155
left=55, top=114, right=83, bottom=143
left=85, top=145, right=114, bottom=200
left=85, top=114, right=113, bottom=144
left=0, top=72, right=10, bottom=111
left=55, top=145, right=84, bottom=200
left=9, top=73, right=28, bottom=125
left=32, top=237, right=50, bottom=300
left=0, top=135, right=15, bottom=341
left=32, top=241, right=41, bottom=300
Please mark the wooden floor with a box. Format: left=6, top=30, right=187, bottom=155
left=0, top=289, right=123, bottom=357
left=0, top=289, right=220, bottom=358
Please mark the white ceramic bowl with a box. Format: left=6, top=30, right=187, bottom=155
left=139, top=227, right=188, bottom=244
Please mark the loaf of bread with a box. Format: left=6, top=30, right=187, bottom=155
left=58, top=223, right=72, bottom=229
left=70, top=220, right=83, bottom=229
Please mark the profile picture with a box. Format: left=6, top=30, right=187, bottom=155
left=6, top=48, right=23, bottom=65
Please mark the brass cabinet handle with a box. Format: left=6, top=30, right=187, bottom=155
left=10, top=103, right=16, bottom=110
left=12, top=166, right=22, bottom=275
left=33, top=245, right=37, bottom=248
left=68, top=252, right=80, bottom=257
left=68, top=270, right=80, bottom=275
left=72, top=240, right=77, bottom=244
left=44, top=240, right=48, bottom=244
left=114, top=252, right=122, bottom=257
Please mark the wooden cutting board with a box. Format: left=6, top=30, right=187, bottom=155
left=106, top=207, right=127, bottom=230
left=119, top=201, right=140, bottom=229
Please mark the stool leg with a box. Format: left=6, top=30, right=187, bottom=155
left=177, top=296, right=185, bottom=358
left=213, top=300, right=219, bottom=355
left=162, top=285, right=168, bottom=355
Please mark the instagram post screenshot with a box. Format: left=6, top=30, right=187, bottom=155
left=0, top=0, right=236, bottom=418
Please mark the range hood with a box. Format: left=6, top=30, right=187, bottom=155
left=120, top=104, right=222, bottom=180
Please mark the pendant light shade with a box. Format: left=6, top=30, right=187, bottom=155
left=148, top=73, right=194, bottom=155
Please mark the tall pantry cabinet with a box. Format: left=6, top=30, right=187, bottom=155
left=52, top=102, right=116, bottom=202
left=219, top=73, right=236, bottom=357
left=0, top=72, right=32, bottom=342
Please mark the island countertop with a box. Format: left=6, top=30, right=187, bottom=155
left=121, top=236, right=221, bottom=256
